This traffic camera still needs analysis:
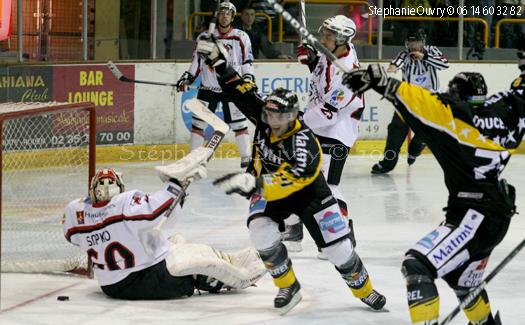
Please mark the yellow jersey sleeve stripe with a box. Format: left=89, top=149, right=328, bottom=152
left=395, top=83, right=509, bottom=151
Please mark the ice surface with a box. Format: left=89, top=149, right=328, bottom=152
left=1, top=154, right=524, bottom=324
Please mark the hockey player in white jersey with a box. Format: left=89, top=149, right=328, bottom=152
left=63, top=148, right=265, bottom=300
left=176, top=1, right=253, bottom=168
left=284, top=15, right=362, bottom=254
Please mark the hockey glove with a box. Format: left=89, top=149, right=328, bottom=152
left=296, top=43, right=317, bottom=65
left=213, top=172, right=258, bottom=198
left=242, top=73, right=255, bottom=83
left=196, top=35, right=229, bottom=74
left=156, top=147, right=212, bottom=183
left=343, top=64, right=389, bottom=95
left=176, top=71, right=196, bottom=92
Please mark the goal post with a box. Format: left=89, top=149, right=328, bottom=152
left=0, top=102, right=96, bottom=274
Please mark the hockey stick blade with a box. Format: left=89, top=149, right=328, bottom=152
left=440, top=238, right=525, bottom=325
left=186, top=98, right=230, bottom=135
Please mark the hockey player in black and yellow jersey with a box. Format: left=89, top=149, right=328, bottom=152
left=195, top=36, right=386, bottom=314
left=344, top=65, right=524, bottom=325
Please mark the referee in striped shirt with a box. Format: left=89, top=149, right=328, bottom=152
left=371, top=30, right=449, bottom=174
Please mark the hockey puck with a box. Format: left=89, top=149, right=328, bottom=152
left=57, top=296, right=69, bottom=301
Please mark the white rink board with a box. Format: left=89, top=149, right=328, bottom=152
left=132, top=61, right=519, bottom=144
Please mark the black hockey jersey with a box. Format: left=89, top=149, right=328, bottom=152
left=384, top=81, right=525, bottom=212
left=217, top=69, right=326, bottom=202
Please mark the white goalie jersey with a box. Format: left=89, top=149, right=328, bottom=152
left=63, top=181, right=183, bottom=286
left=303, top=45, right=364, bottom=147
left=188, top=27, right=254, bottom=91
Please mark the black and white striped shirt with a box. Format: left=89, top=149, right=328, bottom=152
left=391, top=45, right=449, bottom=91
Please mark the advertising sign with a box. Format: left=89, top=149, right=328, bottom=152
left=53, top=64, right=135, bottom=145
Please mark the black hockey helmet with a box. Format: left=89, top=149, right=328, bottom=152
left=262, top=88, right=300, bottom=127
left=448, top=72, right=487, bottom=104
left=263, top=88, right=299, bottom=113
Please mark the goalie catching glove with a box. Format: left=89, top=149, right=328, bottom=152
left=196, top=35, right=229, bottom=73
left=156, top=147, right=213, bottom=183
left=213, top=172, right=260, bottom=198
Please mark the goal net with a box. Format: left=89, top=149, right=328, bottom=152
left=1, top=102, right=96, bottom=273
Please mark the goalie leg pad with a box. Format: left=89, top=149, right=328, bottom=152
left=402, top=254, right=440, bottom=324
left=165, top=242, right=265, bottom=289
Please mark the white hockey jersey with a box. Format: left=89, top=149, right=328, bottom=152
left=187, top=27, right=254, bottom=92
left=303, top=45, right=364, bottom=147
left=63, top=181, right=183, bottom=286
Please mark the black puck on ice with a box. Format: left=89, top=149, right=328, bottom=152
left=57, top=295, right=69, bottom=301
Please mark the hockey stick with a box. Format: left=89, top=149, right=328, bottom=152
left=265, top=0, right=349, bottom=73
left=440, top=238, right=525, bottom=325
left=299, top=0, right=306, bottom=44
left=106, top=61, right=222, bottom=92
left=140, top=99, right=230, bottom=255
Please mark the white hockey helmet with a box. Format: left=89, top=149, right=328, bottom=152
left=219, top=1, right=236, bottom=17
left=319, top=15, right=356, bottom=45
left=89, top=168, right=125, bottom=203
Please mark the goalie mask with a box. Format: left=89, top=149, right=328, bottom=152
left=89, top=168, right=125, bottom=203
left=319, top=15, right=356, bottom=46
left=447, top=72, right=487, bottom=105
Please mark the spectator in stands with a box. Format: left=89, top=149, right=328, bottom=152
left=235, top=6, right=292, bottom=59
left=496, top=0, right=524, bottom=48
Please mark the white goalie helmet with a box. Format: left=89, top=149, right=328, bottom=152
left=319, top=15, right=357, bottom=45
left=89, top=168, right=125, bottom=203
left=219, top=1, right=236, bottom=17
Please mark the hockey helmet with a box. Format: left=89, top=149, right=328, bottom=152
left=89, top=168, right=125, bottom=203
left=448, top=72, right=487, bottom=104
left=262, top=88, right=299, bottom=126
left=318, top=15, right=356, bottom=45
left=218, top=1, right=236, bottom=17
left=405, top=30, right=426, bottom=49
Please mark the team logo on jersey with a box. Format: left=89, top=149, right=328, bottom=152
left=76, top=211, right=85, bottom=224
left=131, top=194, right=142, bottom=206
left=329, top=90, right=345, bottom=106
left=319, top=211, right=345, bottom=233
left=458, top=257, right=489, bottom=287
left=416, top=230, right=440, bottom=249
left=414, top=76, right=427, bottom=85
left=249, top=193, right=266, bottom=215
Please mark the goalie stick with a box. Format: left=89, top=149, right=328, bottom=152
left=140, top=99, right=230, bottom=255
left=440, top=238, right=525, bottom=325
left=106, top=61, right=222, bottom=92
left=265, top=0, right=349, bottom=73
